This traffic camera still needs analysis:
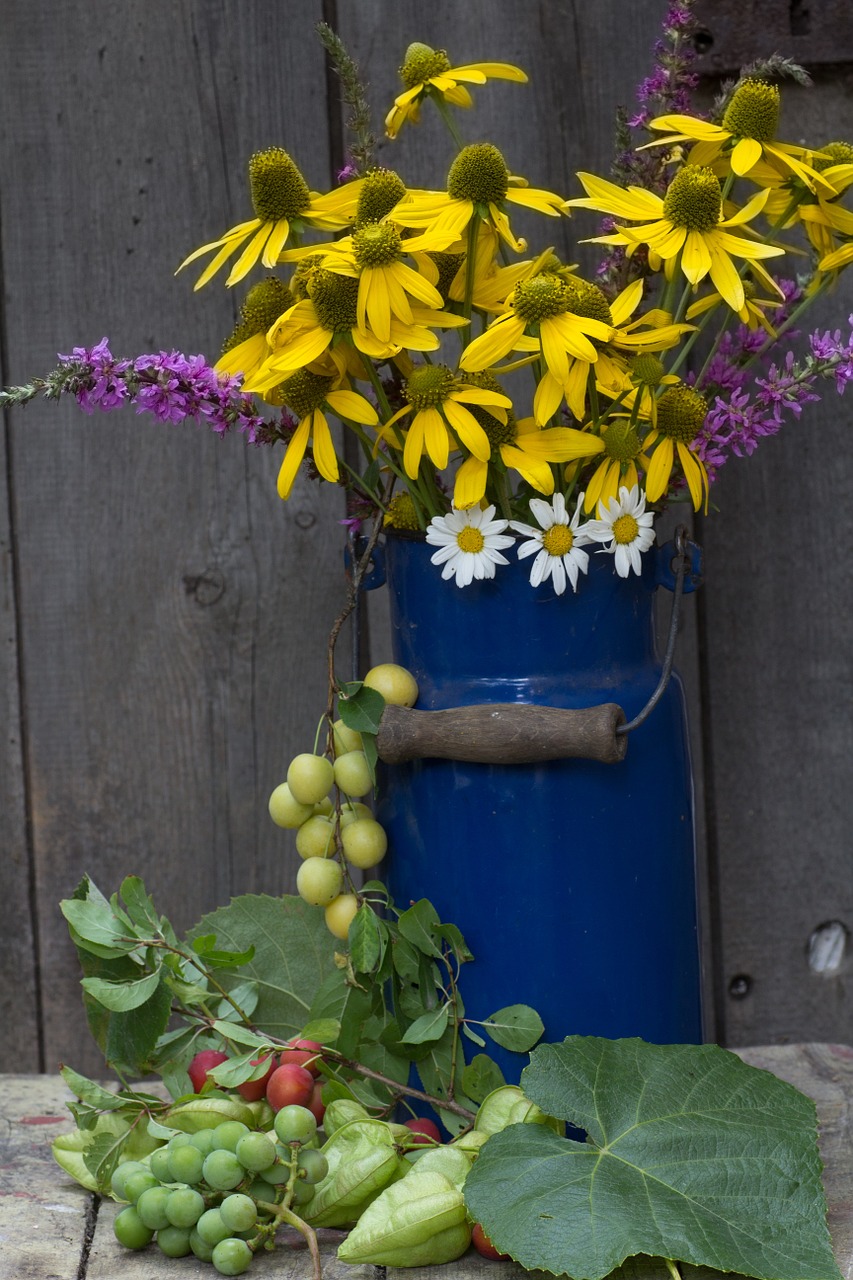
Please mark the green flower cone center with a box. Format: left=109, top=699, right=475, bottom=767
left=307, top=269, right=360, bottom=332
left=813, top=140, right=853, bottom=172
left=399, top=43, right=452, bottom=89
left=457, top=526, right=485, bottom=553
left=631, top=353, right=666, bottom=387
left=404, top=364, right=457, bottom=411
left=221, top=319, right=256, bottom=356
left=355, top=168, right=408, bottom=225
left=353, top=222, right=402, bottom=268
left=512, top=276, right=572, bottom=324
left=462, top=371, right=516, bottom=445
left=290, top=255, right=323, bottom=300
left=384, top=493, right=420, bottom=530
left=604, top=421, right=642, bottom=463
left=656, top=384, right=708, bottom=442
left=562, top=278, right=614, bottom=326
left=542, top=524, right=573, bottom=556
left=249, top=148, right=311, bottom=223
left=722, top=78, right=780, bottom=142
left=613, top=513, right=639, bottom=545
left=279, top=369, right=334, bottom=419
left=663, top=165, right=722, bottom=231
left=240, top=277, right=294, bottom=333
left=447, top=144, right=509, bottom=205
left=429, top=250, right=465, bottom=300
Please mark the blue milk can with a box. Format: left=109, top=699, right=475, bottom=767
left=372, top=530, right=703, bottom=1077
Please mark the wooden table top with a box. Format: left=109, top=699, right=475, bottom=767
left=3, top=1045, right=853, bottom=1280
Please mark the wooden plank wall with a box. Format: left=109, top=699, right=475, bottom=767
left=0, top=0, right=851, bottom=1075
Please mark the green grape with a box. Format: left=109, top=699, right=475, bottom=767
left=169, top=1131, right=194, bottom=1148
left=273, top=1104, right=317, bottom=1145
left=212, top=1120, right=251, bottom=1152
left=167, top=1142, right=205, bottom=1184
left=219, top=1193, right=257, bottom=1233
left=297, top=1148, right=328, bottom=1184
left=165, top=1186, right=205, bottom=1228
left=136, top=1185, right=172, bottom=1231
left=291, top=1176, right=315, bottom=1206
left=123, top=1169, right=159, bottom=1203
left=189, top=1128, right=217, bottom=1155
left=149, top=1146, right=173, bottom=1181
left=247, top=1177, right=278, bottom=1208
left=190, top=1227, right=216, bottom=1262
left=157, top=1224, right=193, bottom=1258
left=196, top=1206, right=232, bottom=1247
left=113, top=1205, right=154, bottom=1250
left=258, top=1156, right=290, bottom=1184
left=203, top=1148, right=245, bottom=1191
left=212, top=1236, right=254, bottom=1276
left=110, top=1160, right=147, bottom=1201
left=235, top=1132, right=277, bottom=1172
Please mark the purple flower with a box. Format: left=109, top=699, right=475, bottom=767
left=57, top=337, right=131, bottom=413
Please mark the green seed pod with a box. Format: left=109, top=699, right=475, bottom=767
left=321, top=1099, right=370, bottom=1138
left=304, top=1120, right=403, bottom=1228
left=450, top=1127, right=490, bottom=1156
left=337, top=1169, right=471, bottom=1267
left=474, top=1085, right=561, bottom=1136
left=402, top=1144, right=472, bottom=1191
left=165, top=1097, right=257, bottom=1134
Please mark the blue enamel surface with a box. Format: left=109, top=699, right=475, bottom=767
left=377, top=533, right=703, bottom=1080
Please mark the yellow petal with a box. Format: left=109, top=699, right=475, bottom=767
left=225, top=224, right=274, bottom=287
left=452, top=456, right=488, bottom=508
left=403, top=413, right=427, bottom=476
left=451, top=61, right=528, bottom=81
left=277, top=417, right=311, bottom=499
left=459, top=315, right=525, bottom=370
left=731, top=137, right=763, bottom=176
left=610, top=278, right=644, bottom=326
left=443, top=399, right=490, bottom=461
left=176, top=220, right=261, bottom=272
left=533, top=370, right=565, bottom=425
left=311, top=411, right=340, bottom=483
left=681, top=229, right=712, bottom=285
left=500, top=445, right=554, bottom=493
left=420, top=406, right=449, bottom=470
left=261, top=217, right=291, bottom=267
left=645, top=438, right=674, bottom=502
left=326, top=390, right=379, bottom=426
left=676, top=442, right=708, bottom=512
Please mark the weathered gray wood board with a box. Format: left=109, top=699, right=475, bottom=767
left=0, top=0, right=851, bottom=1071
left=2, top=1050, right=853, bottom=1278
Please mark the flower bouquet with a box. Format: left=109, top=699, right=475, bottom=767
left=8, top=5, right=853, bottom=1278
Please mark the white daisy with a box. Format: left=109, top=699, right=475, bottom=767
left=426, top=504, right=514, bottom=588
left=584, top=485, right=656, bottom=578
left=510, top=492, right=592, bottom=595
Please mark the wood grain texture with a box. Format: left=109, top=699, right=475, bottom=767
left=0, top=0, right=347, bottom=1074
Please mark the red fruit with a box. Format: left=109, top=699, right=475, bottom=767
left=236, top=1053, right=277, bottom=1102
left=187, top=1049, right=229, bottom=1093
left=402, top=1116, right=442, bottom=1145
left=307, top=1080, right=326, bottom=1126
left=471, top=1223, right=511, bottom=1261
left=279, top=1038, right=323, bottom=1078
left=265, top=1063, right=315, bottom=1112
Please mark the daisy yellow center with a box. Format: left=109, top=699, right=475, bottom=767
left=240, top=277, right=293, bottom=333
left=663, top=165, right=722, bottom=232
left=353, top=222, right=402, bottom=268
left=656, top=385, right=708, bottom=442
left=404, top=364, right=456, bottom=411
left=249, top=148, right=311, bottom=223
left=722, top=78, right=780, bottom=142
left=356, top=168, right=408, bottom=225
left=631, top=353, right=666, bottom=386
left=613, top=514, right=639, bottom=544
left=512, top=276, right=572, bottom=323
left=813, top=141, right=853, bottom=172
left=307, top=269, right=360, bottom=332
left=562, top=278, right=613, bottom=326
left=457, top=526, right=485, bottom=553
left=447, top=144, right=509, bottom=205
left=279, top=369, right=334, bottom=419
left=384, top=493, right=420, bottom=530
left=604, top=421, right=642, bottom=462
left=542, top=524, right=573, bottom=556
left=399, top=43, right=452, bottom=89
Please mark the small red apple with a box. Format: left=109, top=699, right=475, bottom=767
left=187, top=1049, right=228, bottom=1093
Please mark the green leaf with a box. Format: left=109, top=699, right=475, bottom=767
left=435, top=922, right=473, bottom=964
left=300, top=1018, right=341, bottom=1045
left=397, top=899, right=443, bottom=958
left=401, top=1004, right=450, bottom=1045
left=216, top=980, right=259, bottom=1020
left=309, top=968, right=372, bottom=1059
left=481, top=1004, right=544, bottom=1052
left=210, top=1021, right=271, bottom=1050
left=187, top=894, right=336, bottom=1039
left=462, top=1023, right=486, bottom=1048
left=349, top=905, right=386, bottom=974
left=81, top=966, right=163, bottom=1012
left=338, top=682, right=385, bottom=735
left=461, top=1054, right=505, bottom=1103
left=118, top=876, right=163, bottom=934
left=60, top=1066, right=125, bottom=1112
left=60, top=897, right=136, bottom=955
left=104, top=975, right=172, bottom=1074
left=192, top=934, right=256, bottom=968
left=361, top=731, right=379, bottom=785
left=464, top=1037, right=843, bottom=1280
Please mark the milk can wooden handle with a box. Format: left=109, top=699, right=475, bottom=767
left=376, top=702, right=628, bottom=766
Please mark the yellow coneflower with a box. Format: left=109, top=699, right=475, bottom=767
left=216, top=276, right=293, bottom=383
left=176, top=148, right=363, bottom=290
left=643, top=383, right=710, bottom=511
left=385, top=42, right=527, bottom=139
left=274, top=369, right=378, bottom=500
left=378, top=364, right=508, bottom=477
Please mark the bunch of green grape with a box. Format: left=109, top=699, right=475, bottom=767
left=111, top=1105, right=324, bottom=1276
left=267, top=663, right=420, bottom=938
